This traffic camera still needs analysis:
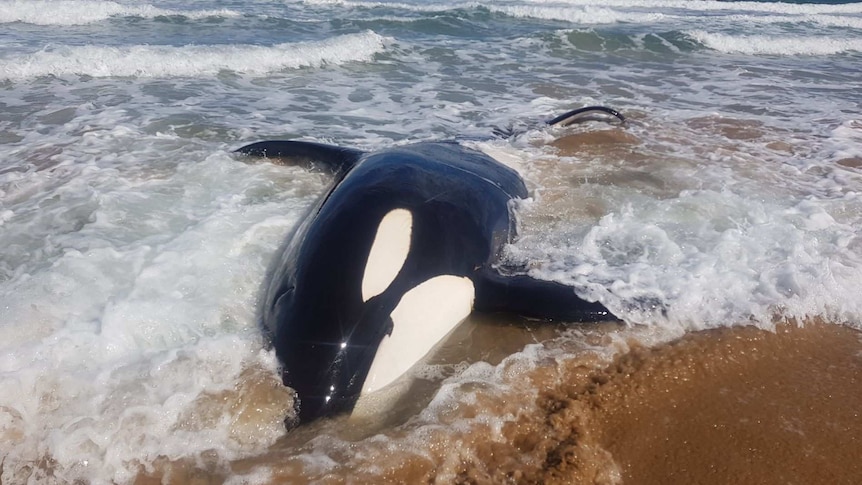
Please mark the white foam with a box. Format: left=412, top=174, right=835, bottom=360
left=0, top=0, right=240, bottom=25
left=0, top=144, right=327, bottom=482
left=488, top=5, right=666, bottom=24
left=360, top=0, right=862, bottom=30
left=300, top=0, right=862, bottom=33
left=0, top=31, right=389, bottom=80
left=686, top=30, right=862, bottom=55
left=828, top=119, right=862, bottom=162
left=732, top=12, right=862, bottom=31
left=807, top=14, right=862, bottom=30
left=302, top=0, right=862, bottom=16
left=517, top=0, right=862, bottom=16
left=304, top=0, right=664, bottom=26
left=512, top=190, right=862, bottom=331
left=300, top=0, right=477, bottom=11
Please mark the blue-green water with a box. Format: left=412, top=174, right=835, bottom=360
left=1, top=0, right=861, bottom=482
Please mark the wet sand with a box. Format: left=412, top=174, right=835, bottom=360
left=429, top=322, right=862, bottom=485
left=587, top=323, right=862, bottom=485
left=130, top=322, right=862, bottom=484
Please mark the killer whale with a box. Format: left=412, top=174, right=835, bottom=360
left=237, top=106, right=622, bottom=425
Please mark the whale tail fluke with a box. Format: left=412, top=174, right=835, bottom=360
left=492, top=105, right=625, bottom=139
left=546, top=105, right=626, bottom=127
left=235, top=140, right=364, bottom=174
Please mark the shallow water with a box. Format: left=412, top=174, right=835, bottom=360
left=1, top=0, right=861, bottom=482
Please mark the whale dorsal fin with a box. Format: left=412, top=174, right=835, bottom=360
left=235, top=140, right=364, bottom=174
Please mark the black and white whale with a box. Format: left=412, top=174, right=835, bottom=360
left=237, top=106, right=624, bottom=425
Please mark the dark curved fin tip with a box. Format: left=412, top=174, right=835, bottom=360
left=235, top=140, right=364, bottom=174
left=547, top=106, right=626, bottom=127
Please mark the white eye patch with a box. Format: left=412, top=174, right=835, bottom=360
left=361, top=208, right=413, bottom=302
left=361, top=275, right=475, bottom=395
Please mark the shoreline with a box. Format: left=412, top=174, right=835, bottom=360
left=540, top=322, right=862, bottom=484
left=239, top=321, right=862, bottom=484
left=128, top=322, right=862, bottom=485
left=131, top=321, right=862, bottom=484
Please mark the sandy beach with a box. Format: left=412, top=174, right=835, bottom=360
left=133, top=321, right=862, bottom=484
left=590, top=323, right=862, bottom=484
left=407, top=321, right=862, bottom=485
left=446, top=322, right=862, bottom=485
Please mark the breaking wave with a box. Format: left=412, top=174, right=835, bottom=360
left=686, top=30, right=862, bottom=56
left=0, top=0, right=240, bottom=26
left=0, top=31, right=389, bottom=80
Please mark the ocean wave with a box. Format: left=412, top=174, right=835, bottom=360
left=302, top=0, right=862, bottom=16
left=301, top=0, right=862, bottom=30
left=686, top=30, right=862, bottom=56
left=0, top=0, right=240, bottom=25
left=807, top=14, right=862, bottom=30
left=0, top=31, right=388, bottom=80
left=719, top=13, right=862, bottom=31
left=517, top=0, right=862, bottom=16
left=488, top=5, right=666, bottom=24
left=294, top=0, right=671, bottom=25
left=478, top=6, right=862, bottom=31
left=0, top=150, right=311, bottom=483
left=300, top=0, right=477, bottom=12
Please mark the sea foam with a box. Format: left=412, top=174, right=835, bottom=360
left=513, top=188, right=862, bottom=330
left=0, top=0, right=239, bottom=25
left=488, top=5, right=666, bottom=24
left=0, top=149, right=318, bottom=483
left=299, top=0, right=862, bottom=31
left=686, top=30, right=862, bottom=56
left=0, top=31, right=388, bottom=80
left=302, top=0, right=862, bottom=16
left=516, top=0, right=862, bottom=15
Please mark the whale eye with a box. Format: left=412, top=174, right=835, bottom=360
left=361, top=208, right=413, bottom=302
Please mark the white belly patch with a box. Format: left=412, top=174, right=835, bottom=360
left=361, top=274, right=475, bottom=395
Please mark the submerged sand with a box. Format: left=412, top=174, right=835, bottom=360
left=132, top=322, right=862, bottom=484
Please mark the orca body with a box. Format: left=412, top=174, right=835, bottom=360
left=239, top=108, right=622, bottom=425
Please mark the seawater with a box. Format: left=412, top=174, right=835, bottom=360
left=1, top=0, right=861, bottom=482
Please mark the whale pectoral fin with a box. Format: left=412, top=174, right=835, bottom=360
left=474, top=270, right=618, bottom=323
left=235, top=140, right=364, bottom=174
